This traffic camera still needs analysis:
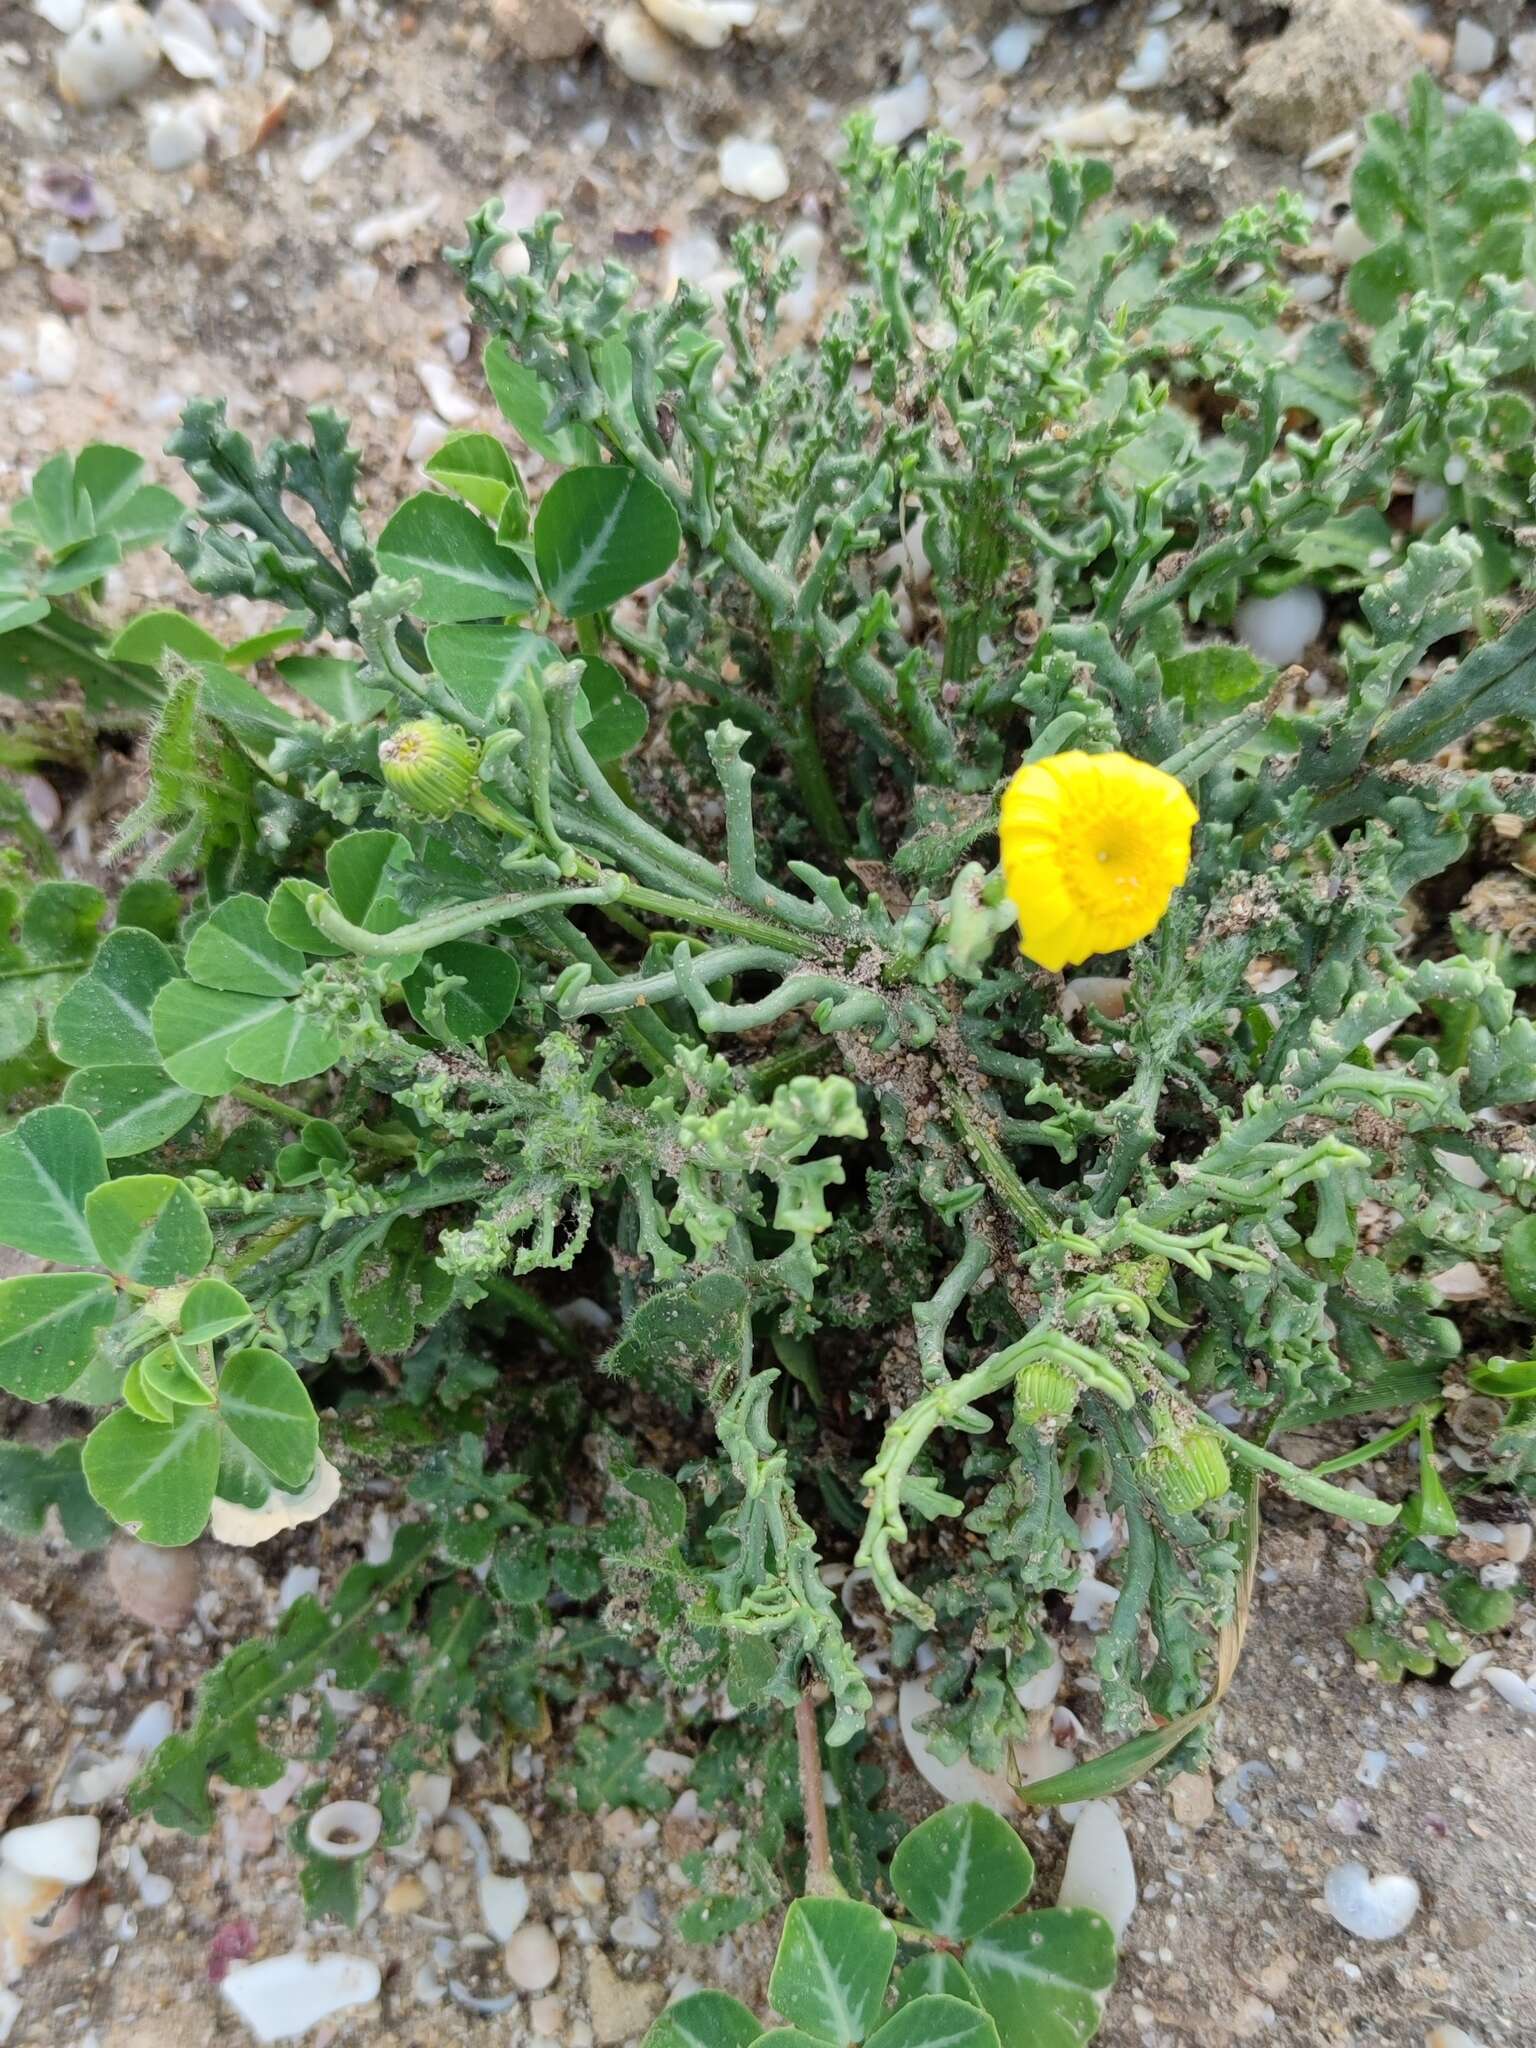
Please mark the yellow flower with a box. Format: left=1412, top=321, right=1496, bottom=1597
left=999, top=750, right=1198, bottom=972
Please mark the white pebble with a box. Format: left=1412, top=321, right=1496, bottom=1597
left=868, top=72, right=932, bottom=146
left=277, top=1564, right=320, bottom=1612
left=286, top=7, right=332, bottom=71
left=718, top=134, right=789, bottom=201
left=1117, top=28, right=1170, bottom=92
left=221, top=1953, right=381, bottom=2044
left=1330, top=213, right=1372, bottom=265
left=991, top=22, right=1043, bottom=74
left=611, top=1910, right=663, bottom=1951
left=1235, top=585, right=1323, bottom=666
left=350, top=197, right=440, bottom=254
left=1484, top=1667, right=1536, bottom=1716
left=1323, top=1861, right=1421, bottom=1941
left=1443, top=453, right=1469, bottom=487
left=1412, top=480, right=1449, bottom=531
left=33, top=314, right=79, bottom=388
left=506, top=1922, right=561, bottom=1992
left=479, top=1873, right=529, bottom=1942
left=898, top=1674, right=1018, bottom=1813
left=1427, top=2028, right=1491, bottom=2048
left=36, top=0, right=87, bottom=31
left=1057, top=1799, right=1137, bottom=1939
left=298, top=113, right=376, bottom=187
left=119, top=1700, right=174, bottom=1755
left=484, top=1806, right=532, bottom=1866
left=155, top=0, right=221, bottom=81
left=1, top=1816, right=100, bottom=1887
left=47, top=1662, right=91, bottom=1703
left=144, top=99, right=210, bottom=172
left=405, top=413, right=450, bottom=463
left=417, top=360, right=477, bottom=426
left=639, top=0, right=755, bottom=48
left=1453, top=21, right=1497, bottom=74
left=0, top=1987, right=20, bottom=2045
left=56, top=3, right=161, bottom=107
left=604, top=3, right=687, bottom=87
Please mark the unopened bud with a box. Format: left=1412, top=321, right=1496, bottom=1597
left=1140, top=1428, right=1230, bottom=1514
left=1015, top=1361, right=1078, bottom=1425
left=379, top=718, right=478, bottom=817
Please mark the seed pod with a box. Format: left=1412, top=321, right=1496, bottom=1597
left=1141, top=1428, right=1230, bottom=1514
left=1015, top=1361, right=1078, bottom=1425
left=380, top=718, right=478, bottom=817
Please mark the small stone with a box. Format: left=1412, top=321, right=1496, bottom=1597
left=586, top=1953, right=664, bottom=2047
left=1426, top=2028, right=1490, bottom=2048
left=480, top=1873, right=529, bottom=1942
left=107, top=1537, right=199, bottom=1629
left=484, top=1806, right=533, bottom=1866
left=1117, top=27, right=1171, bottom=91
left=1229, top=0, right=1420, bottom=155
left=1, top=1817, right=100, bottom=1887
left=506, top=1922, right=561, bottom=1992
left=604, top=5, right=686, bottom=88
left=37, top=0, right=88, bottom=30
left=383, top=1875, right=428, bottom=1917
left=642, top=0, right=755, bottom=47
left=221, top=1953, right=381, bottom=2044
left=42, top=228, right=82, bottom=270
left=33, top=313, right=79, bottom=387
left=154, top=0, right=220, bottom=80
left=144, top=100, right=209, bottom=172
left=286, top=8, right=332, bottom=72
left=1235, top=585, right=1324, bottom=666
left=569, top=1870, right=606, bottom=1907
left=56, top=3, right=161, bottom=107
left=530, top=1997, right=564, bottom=2036
left=718, top=134, right=788, bottom=202
left=1323, top=1861, right=1421, bottom=1941
left=1168, top=1771, right=1215, bottom=1828
left=868, top=72, right=931, bottom=147
left=491, top=0, right=592, bottom=58
left=1057, top=1799, right=1137, bottom=1940
left=1452, top=20, right=1497, bottom=74
left=991, top=22, right=1043, bottom=73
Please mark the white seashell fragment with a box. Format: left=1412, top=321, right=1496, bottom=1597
left=718, top=134, right=789, bottom=202
left=1426, top=2027, right=1491, bottom=2048
left=868, top=72, right=932, bottom=147
left=1057, top=1799, right=1136, bottom=1938
left=1012, top=1650, right=1063, bottom=1712
left=991, top=22, right=1043, bottom=74
left=286, top=8, right=332, bottom=72
left=119, top=1701, right=174, bottom=1755
left=221, top=1953, right=381, bottom=2043
left=1235, top=585, right=1323, bottom=666
left=1453, top=22, right=1497, bottom=75
left=1, top=1817, right=100, bottom=1888
left=1323, top=1861, right=1421, bottom=1940
left=350, top=198, right=440, bottom=255
left=306, top=1801, right=382, bottom=1862
left=479, top=1873, right=529, bottom=1942
left=604, top=4, right=687, bottom=87
left=208, top=1453, right=341, bottom=1546
left=1484, top=1667, right=1536, bottom=1716
left=32, top=315, right=79, bottom=388
left=155, top=0, right=220, bottom=80
left=298, top=113, right=376, bottom=187
left=1428, top=1261, right=1488, bottom=1302
left=640, top=0, right=756, bottom=49
left=417, top=360, right=477, bottom=425
left=484, top=1806, right=532, bottom=1865
left=56, top=3, right=162, bottom=107
left=36, top=0, right=88, bottom=30
left=1117, top=28, right=1170, bottom=91
left=145, top=99, right=212, bottom=173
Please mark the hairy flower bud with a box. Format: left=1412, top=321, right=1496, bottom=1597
left=380, top=718, right=478, bottom=817
left=1014, top=1361, right=1079, bottom=1425
left=1140, top=1428, right=1231, bottom=1514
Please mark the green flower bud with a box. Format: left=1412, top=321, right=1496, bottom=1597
left=380, top=718, right=479, bottom=817
left=1015, top=1361, right=1079, bottom=1425
left=1140, top=1428, right=1230, bottom=1514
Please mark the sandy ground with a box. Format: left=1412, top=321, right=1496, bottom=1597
left=2, top=0, right=1536, bottom=2044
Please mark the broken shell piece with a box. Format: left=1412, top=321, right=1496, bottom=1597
left=1060, top=975, right=1132, bottom=1024
left=480, top=1873, right=529, bottom=1942
left=220, top=1952, right=381, bottom=2044
left=154, top=0, right=221, bottom=80
left=107, top=1536, right=198, bottom=1629
left=145, top=97, right=214, bottom=172
left=1058, top=1799, right=1137, bottom=1939
left=306, top=1802, right=382, bottom=1862
left=640, top=0, right=755, bottom=47
left=56, top=3, right=161, bottom=107
left=604, top=4, right=687, bottom=86
left=1323, top=1861, right=1421, bottom=1941
left=207, top=1453, right=341, bottom=1547
left=718, top=134, right=788, bottom=201
left=1, top=1818, right=100, bottom=1889
left=1484, top=1667, right=1536, bottom=1716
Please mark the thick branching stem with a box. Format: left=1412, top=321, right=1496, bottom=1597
left=795, top=1688, right=836, bottom=1897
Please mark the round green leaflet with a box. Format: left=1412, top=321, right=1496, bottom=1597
left=640, top=1990, right=764, bottom=2048
left=0, top=1272, right=116, bottom=1402
left=892, top=1956, right=983, bottom=2011
left=141, top=1338, right=215, bottom=1411
left=217, top=1347, right=319, bottom=1492
left=375, top=491, right=538, bottom=624
left=533, top=464, right=681, bottom=618
left=866, top=1996, right=1000, bottom=2048
left=890, top=1805, right=1036, bottom=1942
left=82, top=1405, right=221, bottom=1547
left=184, top=893, right=305, bottom=997
left=48, top=925, right=179, bottom=1068
left=85, top=1174, right=212, bottom=1288
left=1503, top=1213, right=1536, bottom=1314
left=403, top=941, right=521, bottom=1045
left=62, top=1065, right=201, bottom=1160
left=0, top=1102, right=107, bottom=1266
left=179, top=1277, right=255, bottom=1344
left=962, top=1909, right=1117, bottom=2048
left=767, top=1898, right=897, bottom=2047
